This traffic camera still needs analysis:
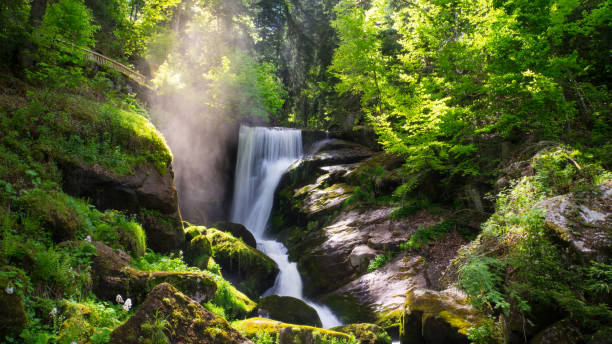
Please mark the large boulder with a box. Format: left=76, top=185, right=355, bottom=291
left=213, top=221, right=257, bottom=248
left=91, top=241, right=216, bottom=304
left=331, top=323, right=392, bottom=344
left=60, top=161, right=185, bottom=252
left=297, top=209, right=442, bottom=296
left=321, top=229, right=468, bottom=334
left=400, top=288, right=484, bottom=344
left=109, top=283, right=252, bottom=344
left=185, top=234, right=213, bottom=269
left=254, top=295, right=322, bottom=328
left=322, top=254, right=428, bottom=328
left=536, top=180, right=612, bottom=262
left=0, top=267, right=28, bottom=338
left=233, top=318, right=352, bottom=344
left=205, top=228, right=279, bottom=298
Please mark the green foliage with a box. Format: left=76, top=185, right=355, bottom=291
left=367, top=252, right=392, bottom=273
left=330, top=0, right=612, bottom=193
left=455, top=149, right=612, bottom=336
left=401, top=220, right=473, bottom=251
left=205, top=52, right=288, bottom=121
left=140, top=311, right=170, bottom=344
left=252, top=331, right=276, bottom=344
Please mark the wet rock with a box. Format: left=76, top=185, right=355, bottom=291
left=213, top=221, right=257, bottom=248
left=185, top=234, right=213, bottom=269
left=322, top=254, right=428, bottom=327
left=254, top=295, right=322, bottom=327
left=400, top=288, right=484, bottom=344
left=0, top=267, right=28, bottom=338
left=536, top=180, right=612, bottom=262
left=278, top=140, right=374, bottom=191
left=233, top=318, right=351, bottom=343
left=298, top=209, right=442, bottom=296
left=349, top=245, right=378, bottom=271
left=91, top=241, right=216, bottom=304
left=60, top=161, right=185, bottom=252
left=529, top=319, right=582, bottom=344
left=205, top=228, right=279, bottom=298
left=109, top=283, right=252, bottom=344
left=331, top=323, right=391, bottom=344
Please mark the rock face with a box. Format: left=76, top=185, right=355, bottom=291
left=331, top=323, right=391, bottom=344
left=254, top=295, right=322, bottom=328
left=91, top=241, right=216, bottom=304
left=109, top=283, right=252, bottom=344
left=268, top=144, right=474, bottom=335
left=233, top=318, right=351, bottom=344
left=213, top=221, right=257, bottom=248
left=60, top=160, right=185, bottom=252
left=0, top=267, right=28, bottom=338
left=205, top=228, right=279, bottom=298
left=536, top=180, right=612, bottom=262
left=400, top=288, right=483, bottom=344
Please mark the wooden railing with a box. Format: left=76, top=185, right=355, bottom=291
left=61, top=40, right=154, bottom=89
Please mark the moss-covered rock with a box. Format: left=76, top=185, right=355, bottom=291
left=18, top=188, right=81, bottom=243
left=138, top=208, right=184, bottom=253
left=185, top=234, right=213, bottom=269
left=91, top=241, right=216, bottom=304
left=400, top=288, right=485, bottom=344
left=205, top=227, right=279, bottom=298
left=529, top=319, right=582, bottom=344
left=109, top=283, right=252, bottom=344
left=254, top=295, right=322, bottom=328
left=232, top=318, right=352, bottom=343
left=185, top=225, right=206, bottom=242
left=0, top=267, right=28, bottom=338
left=331, top=323, right=391, bottom=344
left=213, top=221, right=257, bottom=248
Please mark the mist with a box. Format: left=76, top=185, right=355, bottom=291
left=145, top=0, right=257, bottom=225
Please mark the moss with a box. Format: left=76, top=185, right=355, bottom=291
left=233, top=317, right=353, bottom=341
left=205, top=227, right=279, bottom=298
left=18, top=188, right=82, bottom=243
left=332, top=323, right=392, bottom=344
left=184, top=226, right=206, bottom=243
left=109, top=283, right=250, bottom=344
left=0, top=267, right=29, bottom=338
left=185, top=235, right=212, bottom=269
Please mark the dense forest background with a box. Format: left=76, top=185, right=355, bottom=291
left=0, top=0, right=611, bottom=343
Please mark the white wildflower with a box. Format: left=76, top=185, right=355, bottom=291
left=122, top=298, right=132, bottom=311
left=50, top=307, right=58, bottom=317
left=5, top=285, right=14, bottom=295
left=85, top=235, right=92, bottom=243
left=116, top=294, right=124, bottom=304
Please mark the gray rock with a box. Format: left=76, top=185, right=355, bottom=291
left=254, top=295, right=322, bottom=328
left=349, top=245, right=378, bottom=270
left=536, top=180, right=612, bottom=261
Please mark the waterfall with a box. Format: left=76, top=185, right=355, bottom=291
left=230, top=126, right=342, bottom=328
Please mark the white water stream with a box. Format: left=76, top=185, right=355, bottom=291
left=230, top=126, right=342, bottom=328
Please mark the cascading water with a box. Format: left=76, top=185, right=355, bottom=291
left=230, top=126, right=342, bottom=328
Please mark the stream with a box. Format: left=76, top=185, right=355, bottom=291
left=230, top=126, right=342, bottom=328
